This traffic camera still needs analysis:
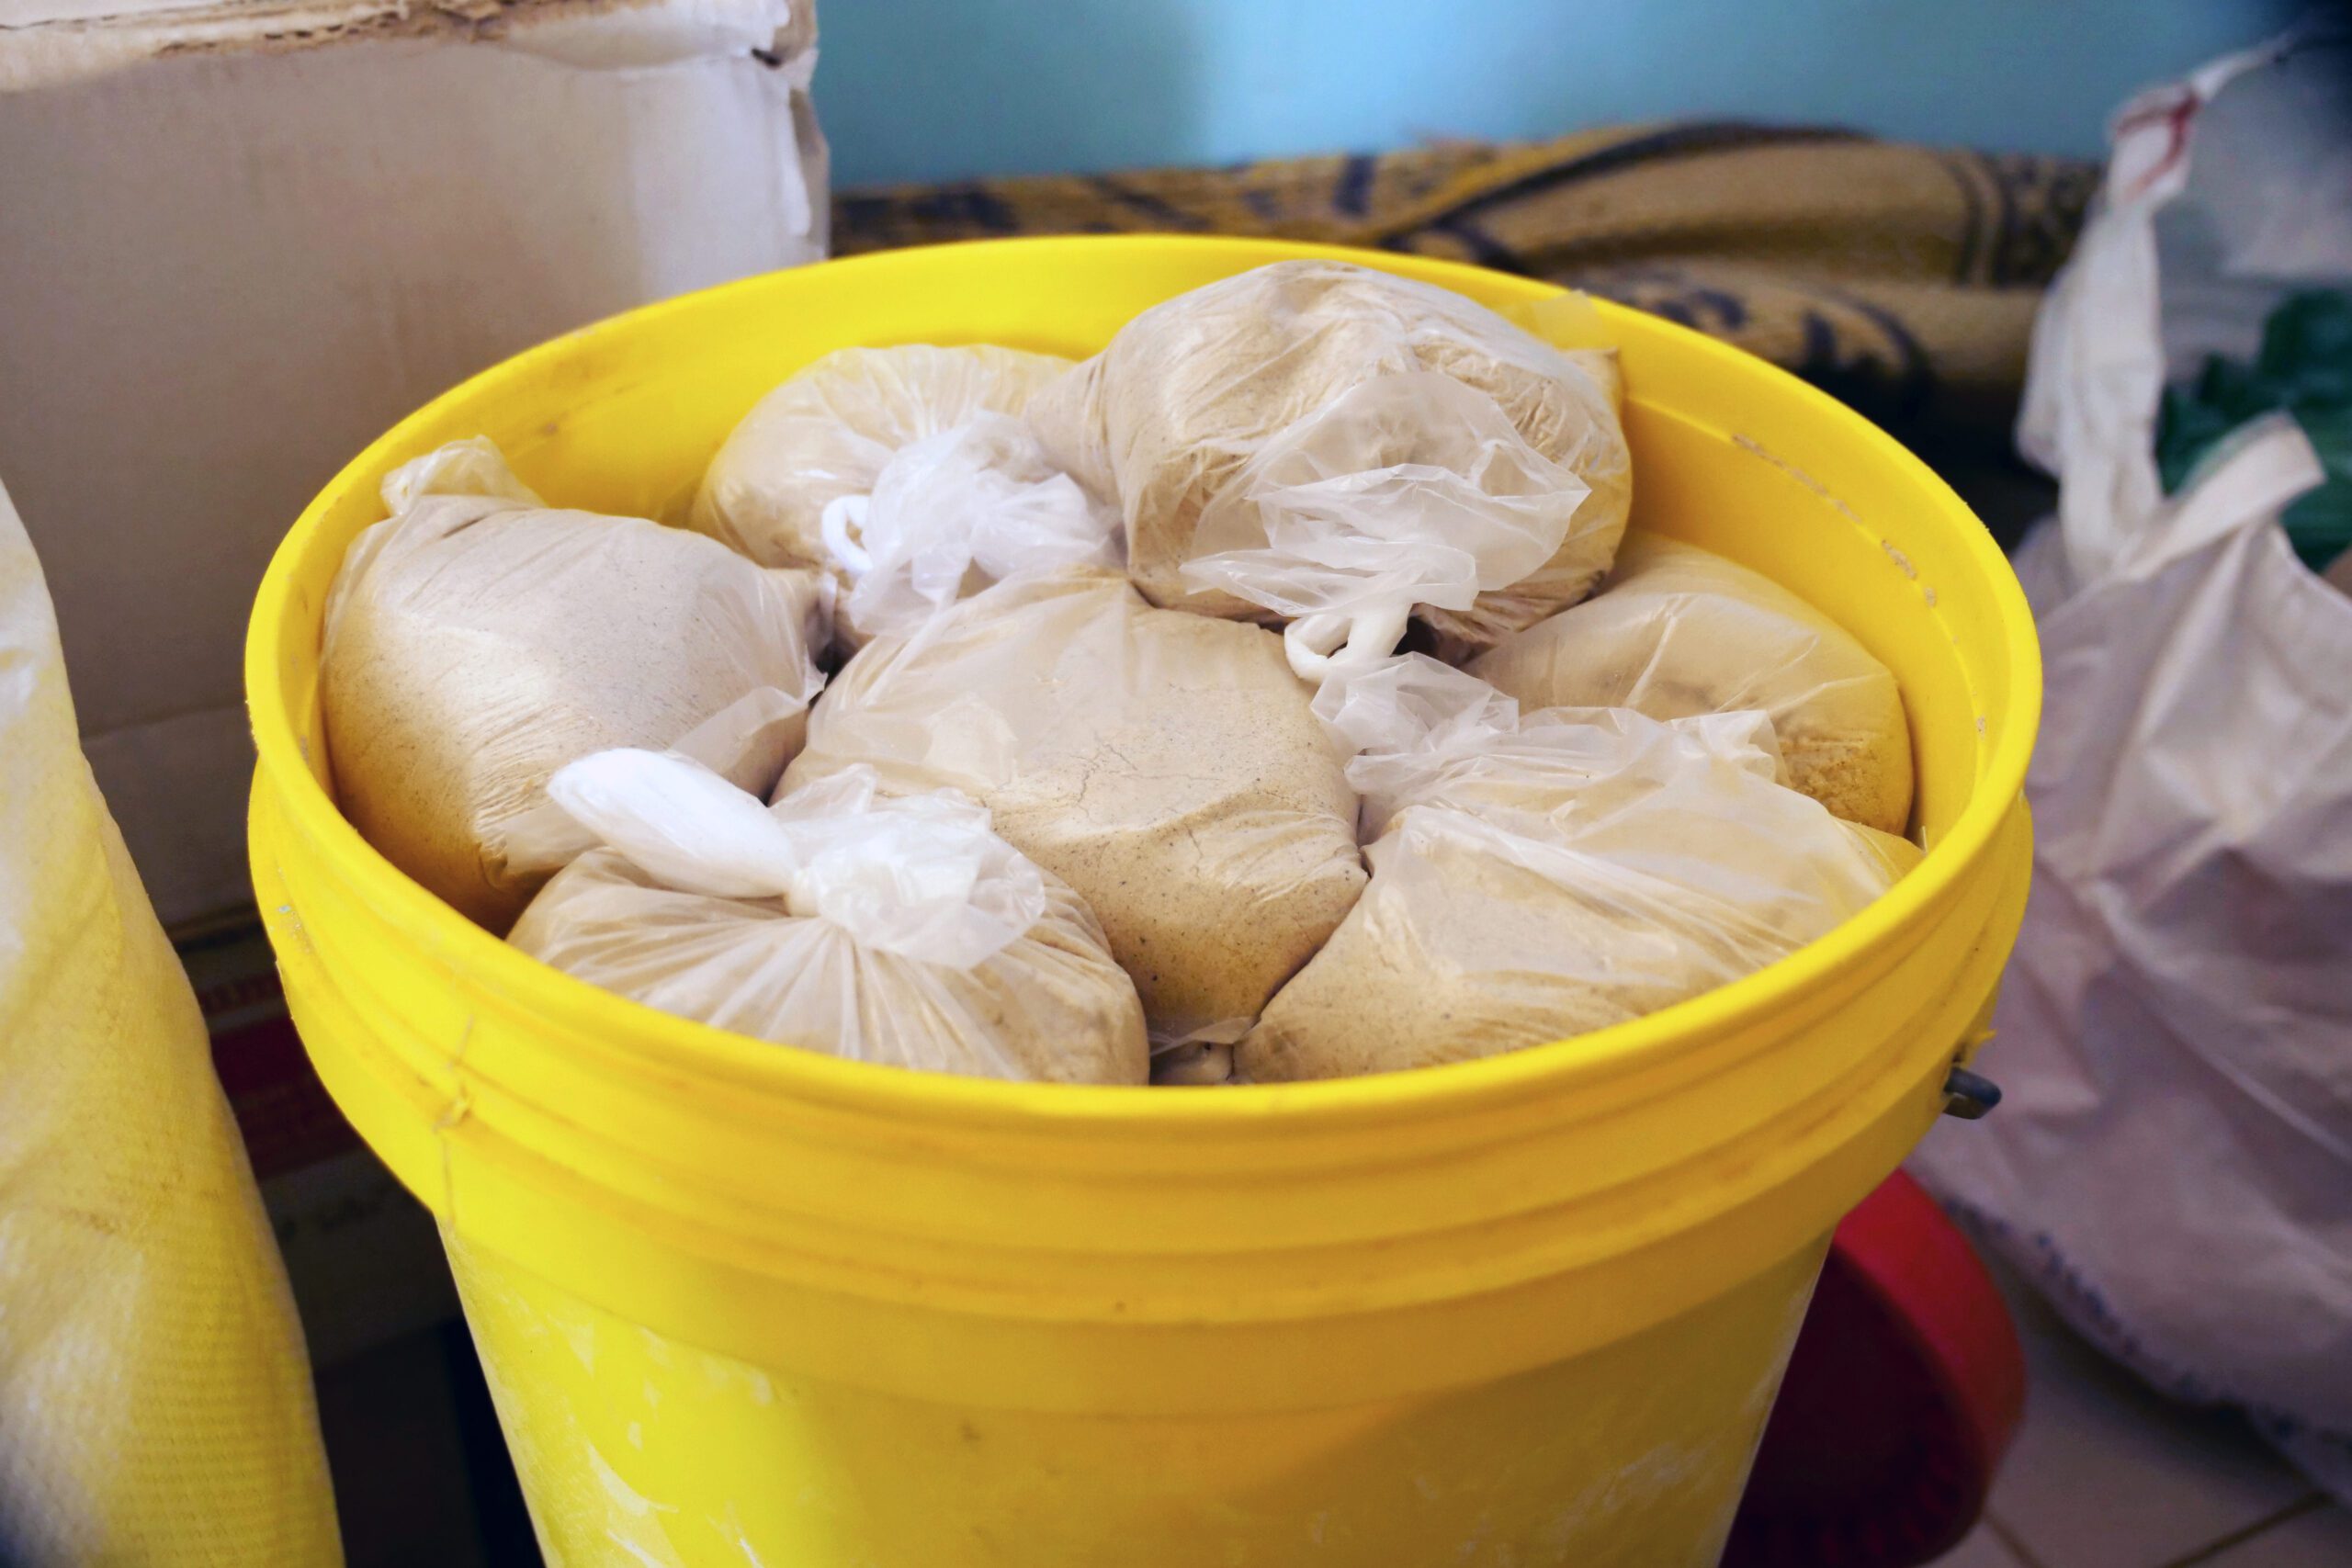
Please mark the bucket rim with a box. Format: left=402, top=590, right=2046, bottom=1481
left=246, top=233, right=2042, bottom=1134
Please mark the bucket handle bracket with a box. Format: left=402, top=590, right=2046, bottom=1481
left=1941, top=1066, right=2003, bottom=1120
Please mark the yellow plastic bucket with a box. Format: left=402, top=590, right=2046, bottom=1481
left=247, top=237, right=2039, bottom=1566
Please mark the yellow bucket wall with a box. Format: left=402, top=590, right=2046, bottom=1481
left=245, top=237, right=2041, bottom=1566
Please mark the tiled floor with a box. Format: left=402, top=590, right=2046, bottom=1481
left=1930, top=1265, right=2350, bottom=1568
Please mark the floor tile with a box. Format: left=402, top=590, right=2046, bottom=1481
left=1980, top=1265, right=2309, bottom=1568
left=2196, top=1500, right=2352, bottom=1566
left=1930, top=1524, right=2030, bottom=1566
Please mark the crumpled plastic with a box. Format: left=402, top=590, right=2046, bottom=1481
left=827, top=412, right=1118, bottom=640
left=783, top=566, right=1367, bottom=1051
left=689, top=344, right=1109, bottom=646
left=1911, top=25, right=2352, bottom=1505
left=1471, top=533, right=1915, bottom=834
left=322, top=437, right=826, bottom=931
left=1238, top=656, right=1917, bottom=1081
left=1, top=472, right=341, bottom=1565
left=511, top=753, right=1148, bottom=1084
left=1028, top=261, right=1632, bottom=679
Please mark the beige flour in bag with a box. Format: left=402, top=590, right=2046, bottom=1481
left=1471, top=534, right=1916, bottom=833
left=1238, top=658, right=1917, bottom=1082
left=1028, top=261, right=1633, bottom=661
left=322, top=438, right=827, bottom=932
left=689, top=344, right=1090, bottom=647
left=511, top=754, right=1147, bottom=1085
left=783, top=566, right=1366, bottom=1046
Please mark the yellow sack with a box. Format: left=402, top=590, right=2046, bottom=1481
left=0, top=476, right=340, bottom=1566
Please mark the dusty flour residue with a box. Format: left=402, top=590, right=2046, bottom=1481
left=268, top=900, right=313, bottom=957
left=587, top=1445, right=672, bottom=1522
left=605, top=1530, right=684, bottom=1568
left=556, top=1316, right=597, bottom=1374
left=1732, top=433, right=1862, bottom=526
left=706, top=1504, right=772, bottom=1568
left=591, top=1443, right=692, bottom=1567
left=1530, top=1438, right=1731, bottom=1560
left=1729, top=433, right=1962, bottom=666
left=698, top=1358, right=776, bottom=1407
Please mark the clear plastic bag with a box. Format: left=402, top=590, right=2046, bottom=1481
left=784, top=566, right=1367, bottom=1049
left=1470, top=534, right=1916, bottom=834
left=689, top=345, right=1109, bottom=646
left=1239, top=657, right=1917, bottom=1081
left=322, top=438, right=826, bottom=932
left=510, top=752, right=1148, bottom=1085
left=1028, top=261, right=1632, bottom=678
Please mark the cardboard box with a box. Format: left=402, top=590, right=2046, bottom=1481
left=0, top=0, right=828, bottom=927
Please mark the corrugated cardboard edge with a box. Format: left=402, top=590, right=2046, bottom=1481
left=1, top=0, right=811, bottom=89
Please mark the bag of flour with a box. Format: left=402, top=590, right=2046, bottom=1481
left=1028, top=261, right=1632, bottom=677
left=690, top=345, right=1115, bottom=647
left=784, top=566, right=1367, bottom=1051
left=1237, top=657, right=1916, bottom=1082
left=1471, top=534, right=1915, bottom=833
left=322, top=438, right=827, bottom=931
left=511, top=753, right=1148, bottom=1084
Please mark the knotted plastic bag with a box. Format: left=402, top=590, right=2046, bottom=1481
left=784, top=566, right=1367, bottom=1051
left=689, top=345, right=1114, bottom=647
left=322, top=438, right=826, bottom=932
left=1238, top=657, right=1917, bottom=1082
left=511, top=752, right=1148, bottom=1084
left=1471, top=534, right=1915, bottom=833
left=1028, top=261, right=1632, bottom=678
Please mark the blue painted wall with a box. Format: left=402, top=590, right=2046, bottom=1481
left=818, top=0, right=2303, bottom=187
